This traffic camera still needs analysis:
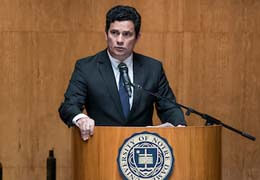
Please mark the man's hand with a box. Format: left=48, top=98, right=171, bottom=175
left=146, top=122, right=186, bottom=127
left=75, top=117, right=95, bottom=141
left=176, top=124, right=186, bottom=127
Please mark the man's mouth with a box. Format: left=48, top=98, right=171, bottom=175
left=115, top=47, right=125, bottom=51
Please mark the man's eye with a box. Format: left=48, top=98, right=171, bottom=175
left=123, top=32, right=132, bottom=37
left=110, top=30, right=119, bottom=35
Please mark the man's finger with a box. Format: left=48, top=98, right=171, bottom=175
left=89, top=121, right=94, bottom=136
left=81, top=129, right=90, bottom=141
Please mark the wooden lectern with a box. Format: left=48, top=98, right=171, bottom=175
left=72, top=126, right=221, bottom=180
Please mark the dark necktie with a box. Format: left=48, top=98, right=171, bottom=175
left=118, top=65, right=130, bottom=118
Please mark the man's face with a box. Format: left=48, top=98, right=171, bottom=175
left=105, top=20, right=139, bottom=61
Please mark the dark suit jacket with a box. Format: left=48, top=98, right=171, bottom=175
left=59, top=49, right=186, bottom=127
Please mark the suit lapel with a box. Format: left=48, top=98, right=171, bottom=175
left=130, top=53, right=144, bottom=116
left=97, top=50, right=126, bottom=121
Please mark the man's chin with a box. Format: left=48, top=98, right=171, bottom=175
left=115, top=55, right=127, bottom=61
left=111, top=52, right=129, bottom=60
left=114, top=49, right=126, bottom=55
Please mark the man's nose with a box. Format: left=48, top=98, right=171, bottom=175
left=116, top=34, right=124, bottom=45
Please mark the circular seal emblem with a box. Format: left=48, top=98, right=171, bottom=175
left=117, top=131, right=174, bottom=180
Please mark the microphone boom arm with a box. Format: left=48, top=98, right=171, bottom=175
left=131, top=83, right=256, bottom=141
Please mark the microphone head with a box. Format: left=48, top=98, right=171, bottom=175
left=118, top=63, right=128, bottom=73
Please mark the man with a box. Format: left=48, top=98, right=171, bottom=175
left=59, top=5, right=186, bottom=141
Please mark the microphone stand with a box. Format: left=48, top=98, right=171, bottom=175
left=131, top=83, right=256, bottom=141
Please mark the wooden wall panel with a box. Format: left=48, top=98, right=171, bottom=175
left=0, top=30, right=106, bottom=180
left=0, top=0, right=259, bottom=180
left=0, top=32, right=72, bottom=180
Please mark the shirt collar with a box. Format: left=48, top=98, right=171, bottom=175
left=107, top=50, right=133, bottom=70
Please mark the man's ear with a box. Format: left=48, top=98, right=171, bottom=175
left=136, top=33, right=141, bottom=42
left=104, top=31, right=108, bottom=41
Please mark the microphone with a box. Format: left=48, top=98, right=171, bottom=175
left=118, top=63, right=132, bottom=97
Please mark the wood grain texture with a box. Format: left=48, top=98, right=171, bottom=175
left=0, top=0, right=259, bottom=179
left=73, top=126, right=221, bottom=180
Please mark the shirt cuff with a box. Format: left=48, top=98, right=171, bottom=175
left=72, top=113, right=88, bottom=125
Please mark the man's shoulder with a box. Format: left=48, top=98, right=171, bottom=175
left=76, top=49, right=107, bottom=65
left=133, top=52, right=162, bottom=66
